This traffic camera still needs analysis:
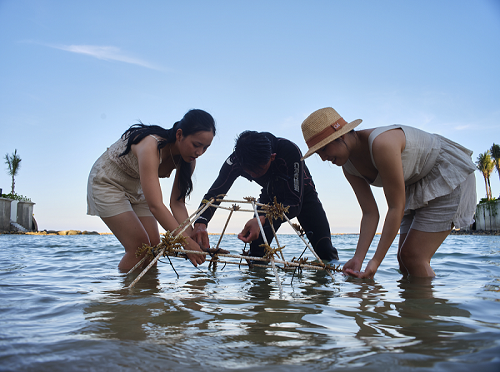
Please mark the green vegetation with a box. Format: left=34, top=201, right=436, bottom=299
left=476, top=148, right=495, bottom=201
left=4, top=149, right=21, bottom=194
left=477, top=197, right=498, bottom=217
left=1, top=192, right=31, bottom=202
left=490, top=143, right=500, bottom=182
left=3, top=150, right=31, bottom=201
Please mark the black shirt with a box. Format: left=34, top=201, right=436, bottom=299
left=195, top=133, right=317, bottom=225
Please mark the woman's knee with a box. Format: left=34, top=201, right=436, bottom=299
left=398, top=248, right=423, bottom=272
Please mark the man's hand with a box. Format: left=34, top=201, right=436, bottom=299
left=191, top=223, right=210, bottom=250
left=237, top=216, right=266, bottom=243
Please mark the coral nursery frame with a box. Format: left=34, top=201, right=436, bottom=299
left=126, top=196, right=341, bottom=296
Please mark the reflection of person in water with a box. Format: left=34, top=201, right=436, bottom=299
left=83, top=269, right=218, bottom=342
left=228, top=264, right=338, bottom=351
left=83, top=268, right=162, bottom=341
left=395, top=277, right=471, bottom=342
left=339, top=276, right=472, bottom=355
left=240, top=234, right=335, bottom=302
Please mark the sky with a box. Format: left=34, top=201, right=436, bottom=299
left=0, top=0, right=499, bottom=234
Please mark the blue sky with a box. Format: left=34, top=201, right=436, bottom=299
left=1, top=0, right=499, bottom=234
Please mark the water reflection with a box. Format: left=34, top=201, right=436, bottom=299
left=83, top=267, right=163, bottom=341
left=336, top=276, right=475, bottom=363
left=2, top=234, right=499, bottom=371
left=81, top=264, right=348, bottom=368
left=80, top=253, right=493, bottom=370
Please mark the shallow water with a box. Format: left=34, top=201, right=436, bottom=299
left=0, top=233, right=499, bottom=371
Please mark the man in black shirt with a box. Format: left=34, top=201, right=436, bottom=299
left=191, top=131, right=339, bottom=261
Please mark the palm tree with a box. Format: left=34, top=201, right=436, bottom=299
left=476, top=151, right=494, bottom=200
left=491, top=143, right=500, bottom=183
left=4, top=149, right=21, bottom=194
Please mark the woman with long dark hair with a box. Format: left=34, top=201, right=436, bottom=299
left=87, top=109, right=216, bottom=271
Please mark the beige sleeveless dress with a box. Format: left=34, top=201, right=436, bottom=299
left=87, top=135, right=164, bottom=218
left=343, top=125, right=476, bottom=231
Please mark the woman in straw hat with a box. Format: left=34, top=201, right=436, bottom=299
left=301, top=107, right=476, bottom=279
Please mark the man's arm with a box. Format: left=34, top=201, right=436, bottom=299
left=194, top=155, right=241, bottom=226
left=264, top=138, right=304, bottom=218
left=192, top=156, right=241, bottom=248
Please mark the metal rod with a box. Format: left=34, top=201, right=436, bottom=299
left=283, top=214, right=335, bottom=280
left=268, top=216, right=285, bottom=261
left=215, top=209, right=234, bottom=250
left=251, top=200, right=283, bottom=297
left=132, top=248, right=341, bottom=272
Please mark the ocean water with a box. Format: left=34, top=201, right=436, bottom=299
left=0, top=233, right=499, bottom=372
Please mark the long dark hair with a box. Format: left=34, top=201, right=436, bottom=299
left=120, top=109, right=216, bottom=200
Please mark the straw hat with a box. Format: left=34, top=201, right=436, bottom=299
left=301, top=107, right=362, bottom=159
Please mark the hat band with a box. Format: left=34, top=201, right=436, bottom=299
left=306, top=117, right=347, bottom=148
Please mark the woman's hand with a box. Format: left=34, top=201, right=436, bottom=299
left=183, top=236, right=206, bottom=266
left=344, top=258, right=379, bottom=279
left=342, top=257, right=363, bottom=275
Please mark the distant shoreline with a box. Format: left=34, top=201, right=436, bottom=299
left=0, top=230, right=111, bottom=236
left=449, top=229, right=500, bottom=236
left=1, top=229, right=499, bottom=236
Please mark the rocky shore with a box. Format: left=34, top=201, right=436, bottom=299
left=0, top=230, right=108, bottom=235
left=450, top=229, right=500, bottom=236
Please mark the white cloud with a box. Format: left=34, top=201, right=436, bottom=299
left=51, top=44, right=162, bottom=70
